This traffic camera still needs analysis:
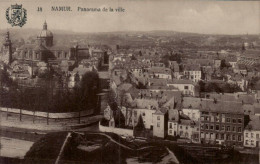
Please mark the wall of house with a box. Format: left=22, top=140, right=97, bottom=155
left=244, top=130, right=260, bottom=147
left=99, top=122, right=134, bottom=136
left=133, top=108, right=156, bottom=129
left=167, top=83, right=195, bottom=96
left=168, top=121, right=178, bottom=136
left=178, top=124, right=192, bottom=139
left=153, top=114, right=165, bottom=138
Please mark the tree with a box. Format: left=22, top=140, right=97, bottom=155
left=131, top=55, right=137, bottom=60
left=135, top=115, right=145, bottom=130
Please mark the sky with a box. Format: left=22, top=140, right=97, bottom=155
left=0, top=0, right=259, bottom=34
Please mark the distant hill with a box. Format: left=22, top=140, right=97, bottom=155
left=0, top=29, right=259, bottom=50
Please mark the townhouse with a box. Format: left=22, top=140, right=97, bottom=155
left=244, top=115, right=260, bottom=147
left=200, top=100, right=244, bottom=146
left=183, top=64, right=201, bottom=82
left=167, top=79, right=197, bottom=96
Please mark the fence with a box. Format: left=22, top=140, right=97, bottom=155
left=0, top=107, right=93, bottom=119
left=99, top=122, right=133, bottom=137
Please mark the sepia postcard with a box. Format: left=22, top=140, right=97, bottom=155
left=0, top=0, right=260, bottom=163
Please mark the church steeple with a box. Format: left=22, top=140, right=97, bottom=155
left=2, top=31, right=12, bottom=64
left=4, top=31, right=11, bottom=45
left=43, top=20, right=47, bottom=30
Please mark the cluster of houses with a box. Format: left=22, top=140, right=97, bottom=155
left=0, top=28, right=108, bottom=89
left=101, top=46, right=260, bottom=148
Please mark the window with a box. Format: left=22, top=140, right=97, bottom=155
left=232, top=126, right=236, bottom=132
left=142, top=113, right=145, bottom=116
left=232, top=135, right=236, bottom=141
left=221, top=134, right=224, bottom=140
left=216, top=125, right=220, bottom=130
left=169, top=130, right=172, bottom=134
left=221, top=125, right=225, bottom=131
left=246, top=133, right=248, bottom=137
left=226, top=118, right=231, bottom=123
left=238, top=118, right=242, bottom=123
left=238, top=135, right=242, bottom=141
left=186, top=126, right=188, bottom=130
left=210, top=133, right=213, bottom=139
left=232, top=119, right=236, bottom=123
left=257, top=134, right=259, bottom=139
left=245, top=140, right=248, bottom=145
left=211, top=116, right=214, bottom=122
left=237, top=127, right=242, bottom=133
left=157, top=116, right=160, bottom=120
left=251, top=140, right=254, bottom=146
left=134, top=111, right=137, bottom=117
left=184, top=86, right=188, bottom=89
left=169, top=123, right=172, bottom=129
left=201, top=116, right=204, bottom=121
left=226, top=126, right=230, bottom=131
left=180, top=131, right=183, bottom=136
left=180, top=125, right=182, bottom=129
left=200, top=123, right=204, bottom=130
left=251, top=133, right=254, bottom=138
left=210, top=125, right=214, bottom=130
left=201, top=132, right=204, bottom=138
left=157, top=122, right=160, bottom=127
left=205, top=124, right=209, bottom=130
left=226, top=134, right=230, bottom=141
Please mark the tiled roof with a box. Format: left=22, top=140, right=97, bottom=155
left=182, top=97, right=202, bottom=109
left=200, top=100, right=243, bottom=114
left=132, top=98, right=159, bottom=109
left=167, top=79, right=196, bottom=85
left=184, top=64, right=201, bottom=71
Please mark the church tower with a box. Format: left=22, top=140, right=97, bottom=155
left=2, top=31, right=12, bottom=64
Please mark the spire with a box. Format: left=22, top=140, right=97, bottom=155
left=43, top=20, right=47, bottom=30
left=4, top=31, right=11, bottom=45
left=5, top=31, right=10, bottom=41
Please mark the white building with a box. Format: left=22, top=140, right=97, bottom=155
left=167, top=79, right=197, bottom=96
left=183, top=64, right=201, bottom=82
left=244, top=115, right=260, bottom=147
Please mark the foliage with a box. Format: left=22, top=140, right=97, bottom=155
left=113, top=109, right=126, bottom=128
left=248, top=77, right=260, bottom=90
left=136, top=81, right=147, bottom=89
left=220, top=59, right=231, bottom=70
left=199, top=81, right=242, bottom=93
left=160, top=52, right=182, bottom=67
left=131, top=55, right=137, bottom=60
left=0, top=71, right=99, bottom=113
left=135, top=115, right=145, bottom=130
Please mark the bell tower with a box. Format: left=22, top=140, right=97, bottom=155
left=2, top=31, right=12, bottom=64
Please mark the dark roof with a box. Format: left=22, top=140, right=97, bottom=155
left=200, top=100, right=243, bottom=114
left=182, top=97, right=202, bottom=109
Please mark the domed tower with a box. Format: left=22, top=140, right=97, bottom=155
left=37, top=21, right=53, bottom=47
